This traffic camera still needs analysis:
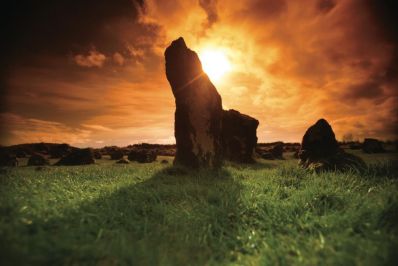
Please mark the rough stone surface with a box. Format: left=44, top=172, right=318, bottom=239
left=270, top=142, right=284, bottom=159
left=49, top=144, right=73, bottom=158
left=299, top=119, right=365, bottom=171
left=128, top=149, right=157, bottom=163
left=56, top=148, right=95, bottom=166
left=362, top=138, right=385, bottom=153
left=110, top=150, right=124, bottom=160
left=165, top=37, right=223, bottom=168
left=221, top=109, right=259, bottom=163
left=28, top=153, right=49, bottom=166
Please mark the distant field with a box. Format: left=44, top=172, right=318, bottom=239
left=1, top=151, right=397, bottom=265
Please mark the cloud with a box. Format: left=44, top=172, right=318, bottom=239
left=199, top=0, right=219, bottom=29
left=74, top=49, right=107, bottom=67
left=82, top=124, right=113, bottom=131
left=113, top=52, right=125, bottom=65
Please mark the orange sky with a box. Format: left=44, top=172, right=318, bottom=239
left=1, top=0, right=397, bottom=147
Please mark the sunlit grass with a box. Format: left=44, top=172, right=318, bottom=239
left=0, top=154, right=397, bottom=265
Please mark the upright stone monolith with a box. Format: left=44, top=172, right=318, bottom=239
left=221, top=109, right=259, bottom=163
left=165, top=37, right=223, bottom=168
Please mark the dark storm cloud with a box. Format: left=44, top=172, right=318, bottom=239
left=2, top=0, right=144, bottom=58
left=0, top=0, right=145, bottom=112
left=343, top=81, right=384, bottom=100
left=199, top=0, right=219, bottom=28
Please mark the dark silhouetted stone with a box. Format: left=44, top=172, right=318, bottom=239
left=55, top=148, right=95, bottom=166
left=27, top=153, right=49, bottom=166
left=270, top=142, right=284, bottom=159
left=261, top=152, right=275, bottom=160
left=165, top=37, right=223, bottom=168
left=221, top=109, right=259, bottom=163
left=110, top=150, right=124, bottom=160
left=349, top=142, right=362, bottom=150
left=299, top=119, right=365, bottom=171
left=362, top=138, right=385, bottom=153
left=128, top=149, right=157, bottom=163
left=94, top=151, right=102, bottom=159
left=49, top=144, right=73, bottom=158
left=0, top=153, right=19, bottom=166
left=116, top=158, right=129, bottom=164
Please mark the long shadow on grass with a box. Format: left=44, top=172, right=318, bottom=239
left=10, top=166, right=245, bottom=265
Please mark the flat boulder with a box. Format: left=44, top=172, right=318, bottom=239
left=55, top=148, right=95, bottom=166
left=299, top=119, right=365, bottom=171
left=221, top=109, right=259, bottom=163
left=128, top=149, right=157, bottom=163
left=362, top=138, right=385, bottom=153
left=28, top=153, right=49, bottom=166
left=165, top=37, right=223, bottom=168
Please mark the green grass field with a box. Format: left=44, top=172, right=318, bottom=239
left=1, top=152, right=397, bottom=265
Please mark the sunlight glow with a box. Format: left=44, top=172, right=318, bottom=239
left=199, top=50, right=231, bottom=82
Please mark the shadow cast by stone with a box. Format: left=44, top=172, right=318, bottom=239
left=11, top=167, right=244, bottom=265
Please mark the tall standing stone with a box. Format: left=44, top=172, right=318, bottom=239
left=165, top=37, right=223, bottom=168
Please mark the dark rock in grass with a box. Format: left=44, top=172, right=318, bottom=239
left=165, top=37, right=223, bottom=168
left=161, top=159, right=169, bottom=164
left=49, top=143, right=73, bottom=158
left=93, top=151, right=102, bottom=159
left=0, top=153, right=19, bottom=166
left=110, top=150, right=124, bottom=160
left=128, top=149, right=157, bottom=163
left=27, top=153, right=49, bottom=166
left=221, top=109, right=259, bottom=163
left=270, top=142, right=284, bottom=159
left=261, top=152, right=275, bottom=160
left=299, top=119, right=365, bottom=171
left=349, top=142, right=362, bottom=150
left=116, top=158, right=129, bottom=164
left=55, top=148, right=95, bottom=166
left=362, top=138, right=385, bottom=153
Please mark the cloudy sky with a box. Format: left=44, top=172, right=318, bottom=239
left=1, top=0, right=397, bottom=147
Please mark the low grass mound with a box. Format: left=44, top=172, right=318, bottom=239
left=0, top=155, right=397, bottom=265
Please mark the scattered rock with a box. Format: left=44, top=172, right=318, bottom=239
left=110, top=150, right=124, bottom=160
left=165, top=37, right=223, bottom=168
left=0, top=153, right=19, bottom=166
left=55, top=148, right=95, bottom=166
left=49, top=143, right=73, bottom=158
left=128, top=149, right=157, bottom=163
left=161, top=159, right=169, bottom=164
left=221, top=109, right=259, bottom=163
left=261, top=152, right=275, bottom=160
left=362, top=138, right=385, bottom=153
left=27, top=153, right=49, bottom=166
left=93, top=151, right=102, bottom=159
left=116, top=158, right=129, bottom=164
left=270, top=142, right=284, bottom=159
left=299, top=119, right=365, bottom=171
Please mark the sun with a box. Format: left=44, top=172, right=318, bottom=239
left=199, top=50, right=231, bottom=82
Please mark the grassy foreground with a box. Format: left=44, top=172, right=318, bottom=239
left=0, top=153, right=397, bottom=265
